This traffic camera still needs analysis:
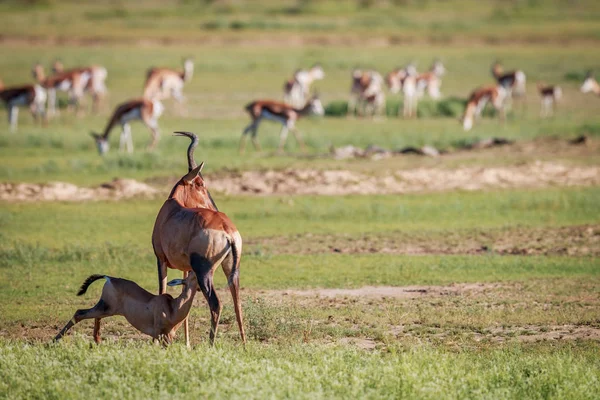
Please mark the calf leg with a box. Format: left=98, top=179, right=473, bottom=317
left=93, top=318, right=102, bottom=344
left=8, top=106, right=18, bottom=133
left=54, top=299, right=111, bottom=342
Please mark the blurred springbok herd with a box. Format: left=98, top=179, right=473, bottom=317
left=0, top=58, right=599, bottom=154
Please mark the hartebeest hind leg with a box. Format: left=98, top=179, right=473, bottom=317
left=221, top=251, right=246, bottom=343
left=190, top=253, right=222, bottom=345
left=182, top=270, right=191, bottom=348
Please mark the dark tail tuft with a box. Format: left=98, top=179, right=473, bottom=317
left=228, top=238, right=240, bottom=287
left=77, top=274, right=106, bottom=296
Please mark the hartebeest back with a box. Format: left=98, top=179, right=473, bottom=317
left=152, top=132, right=245, bottom=345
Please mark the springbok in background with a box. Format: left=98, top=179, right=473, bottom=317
left=240, top=95, right=324, bottom=154
left=416, top=59, right=446, bottom=99
left=386, top=63, right=419, bottom=117
left=581, top=71, right=600, bottom=96
left=54, top=271, right=199, bottom=346
left=0, top=83, right=47, bottom=132
left=32, top=63, right=88, bottom=117
left=153, top=131, right=245, bottom=346
left=52, top=60, right=108, bottom=113
left=461, top=85, right=508, bottom=131
left=537, top=83, right=562, bottom=117
left=491, top=61, right=527, bottom=98
left=349, top=69, right=386, bottom=117
left=283, top=64, right=325, bottom=108
left=143, top=58, right=194, bottom=113
left=90, top=98, right=163, bottom=155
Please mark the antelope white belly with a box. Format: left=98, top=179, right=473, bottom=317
left=121, top=107, right=141, bottom=123
left=262, top=110, right=287, bottom=125
left=57, top=80, right=72, bottom=92
left=11, top=94, right=29, bottom=106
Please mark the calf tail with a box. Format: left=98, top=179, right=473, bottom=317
left=77, top=274, right=107, bottom=296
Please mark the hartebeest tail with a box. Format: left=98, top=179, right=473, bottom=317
left=55, top=271, right=199, bottom=346
left=153, top=132, right=245, bottom=346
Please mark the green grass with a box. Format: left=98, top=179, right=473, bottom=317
left=1, top=6, right=600, bottom=396
left=1, top=0, right=599, bottom=43
left=0, top=340, right=599, bottom=399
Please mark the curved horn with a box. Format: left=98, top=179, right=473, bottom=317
left=173, top=131, right=198, bottom=171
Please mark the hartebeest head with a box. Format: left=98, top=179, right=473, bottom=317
left=168, top=131, right=218, bottom=211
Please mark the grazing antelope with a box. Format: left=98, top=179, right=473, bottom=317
left=153, top=132, right=245, bottom=346
left=32, top=63, right=89, bottom=117
left=491, top=61, right=527, bottom=98
left=90, top=98, right=163, bottom=155
left=240, top=95, right=324, bottom=154
left=415, top=59, right=446, bottom=99
left=52, top=60, right=108, bottom=113
left=0, top=83, right=47, bottom=132
left=143, top=58, right=194, bottom=107
left=283, top=64, right=325, bottom=108
left=349, top=69, right=386, bottom=117
left=580, top=71, right=600, bottom=96
left=461, top=85, right=508, bottom=131
left=54, top=271, right=199, bottom=346
left=537, top=83, right=562, bottom=117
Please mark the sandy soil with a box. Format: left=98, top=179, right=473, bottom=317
left=209, top=162, right=600, bottom=196
left=246, top=225, right=600, bottom=257
left=0, top=178, right=157, bottom=202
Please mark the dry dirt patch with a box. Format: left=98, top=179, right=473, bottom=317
left=272, top=282, right=503, bottom=300
left=209, top=161, right=600, bottom=196
left=0, top=179, right=158, bottom=202
left=246, top=225, right=600, bottom=256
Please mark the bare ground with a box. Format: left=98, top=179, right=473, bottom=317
left=0, top=178, right=157, bottom=202
left=8, top=281, right=599, bottom=347
left=209, top=161, right=599, bottom=196
left=246, top=225, right=600, bottom=256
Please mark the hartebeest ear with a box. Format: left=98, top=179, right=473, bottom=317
left=182, top=162, right=204, bottom=184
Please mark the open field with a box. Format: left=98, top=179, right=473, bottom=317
left=1, top=1, right=600, bottom=398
